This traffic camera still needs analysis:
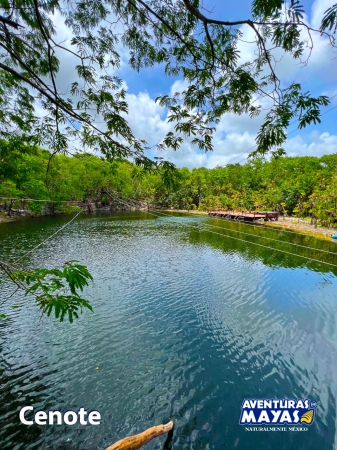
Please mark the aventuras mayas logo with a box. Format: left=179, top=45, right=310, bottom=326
left=239, top=398, right=317, bottom=426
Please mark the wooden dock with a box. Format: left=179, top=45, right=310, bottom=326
left=208, top=210, right=279, bottom=222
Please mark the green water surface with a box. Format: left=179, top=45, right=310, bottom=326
left=0, top=211, right=337, bottom=449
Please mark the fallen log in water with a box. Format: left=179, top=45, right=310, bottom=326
left=106, top=420, right=175, bottom=450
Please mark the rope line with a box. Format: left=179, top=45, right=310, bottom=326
left=208, top=213, right=336, bottom=238
left=143, top=210, right=337, bottom=269
left=105, top=197, right=337, bottom=267
left=151, top=210, right=337, bottom=256
left=2, top=194, right=335, bottom=241
left=4, top=190, right=336, bottom=262
left=188, top=210, right=333, bottom=239
left=0, top=196, right=81, bottom=203
left=14, top=211, right=82, bottom=264
left=6, top=192, right=331, bottom=242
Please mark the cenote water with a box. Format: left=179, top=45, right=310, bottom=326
left=1, top=211, right=337, bottom=450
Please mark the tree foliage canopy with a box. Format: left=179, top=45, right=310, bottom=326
left=2, top=141, right=337, bottom=226
left=0, top=0, right=336, bottom=161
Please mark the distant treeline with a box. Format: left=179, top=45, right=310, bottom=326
left=1, top=139, right=337, bottom=227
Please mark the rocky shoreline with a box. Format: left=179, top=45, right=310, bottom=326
left=1, top=206, right=336, bottom=242
left=0, top=197, right=143, bottom=224
left=163, top=209, right=337, bottom=242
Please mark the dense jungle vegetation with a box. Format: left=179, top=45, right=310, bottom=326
left=1, top=140, right=337, bottom=228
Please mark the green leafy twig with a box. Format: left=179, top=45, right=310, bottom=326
left=2, top=261, right=93, bottom=322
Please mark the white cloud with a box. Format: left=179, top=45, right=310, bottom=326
left=121, top=84, right=259, bottom=169
left=124, top=91, right=164, bottom=141
left=234, top=0, right=337, bottom=88
left=153, top=128, right=256, bottom=169
left=49, top=9, right=130, bottom=95
left=285, top=132, right=337, bottom=157
left=311, top=0, right=332, bottom=29
left=216, top=109, right=266, bottom=135
left=162, top=0, right=337, bottom=167
left=202, top=132, right=254, bottom=168
left=36, top=0, right=337, bottom=167
left=169, top=79, right=189, bottom=96
left=158, top=143, right=208, bottom=169
left=120, top=72, right=337, bottom=169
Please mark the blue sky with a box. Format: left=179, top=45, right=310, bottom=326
left=54, top=0, right=337, bottom=168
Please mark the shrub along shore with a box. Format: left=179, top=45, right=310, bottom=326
left=1, top=139, right=337, bottom=238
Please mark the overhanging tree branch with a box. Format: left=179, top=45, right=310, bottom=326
left=0, top=0, right=336, bottom=159
left=0, top=14, right=23, bottom=29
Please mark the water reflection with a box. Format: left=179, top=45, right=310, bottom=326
left=0, top=212, right=337, bottom=449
